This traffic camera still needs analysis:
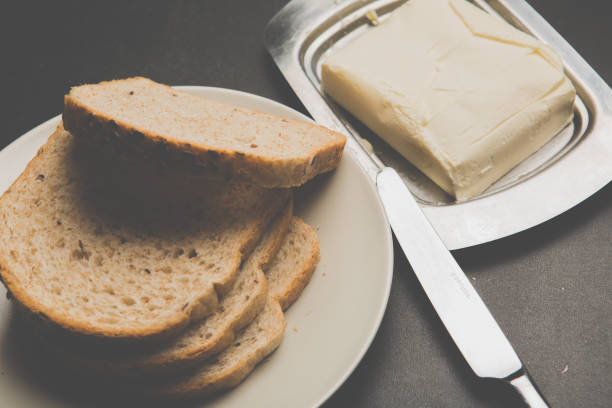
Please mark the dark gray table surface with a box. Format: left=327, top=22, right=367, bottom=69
left=1, top=1, right=611, bottom=407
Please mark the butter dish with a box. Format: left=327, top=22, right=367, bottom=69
left=265, top=0, right=612, bottom=249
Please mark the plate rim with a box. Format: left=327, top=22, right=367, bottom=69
left=0, top=85, right=394, bottom=408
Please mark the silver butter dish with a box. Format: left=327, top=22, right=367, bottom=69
left=265, top=0, right=612, bottom=249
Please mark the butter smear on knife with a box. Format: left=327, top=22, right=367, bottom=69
left=321, top=0, right=575, bottom=199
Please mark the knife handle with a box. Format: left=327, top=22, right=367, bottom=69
left=509, top=370, right=550, bottom=408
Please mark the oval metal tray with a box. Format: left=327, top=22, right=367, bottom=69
left=265, top=0, right=612, bottom=249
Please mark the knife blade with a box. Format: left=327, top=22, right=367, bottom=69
left=376, top=166, right=548, bottom=407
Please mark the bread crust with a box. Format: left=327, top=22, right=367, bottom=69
left=272, top=217, right=320, bottom=311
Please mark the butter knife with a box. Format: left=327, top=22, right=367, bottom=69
left=376, top=166, right=548, bottom=407
left=337, top=123, right=549, bottom=406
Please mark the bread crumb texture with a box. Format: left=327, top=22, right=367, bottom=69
left=43, top=200, right=293, bottom=374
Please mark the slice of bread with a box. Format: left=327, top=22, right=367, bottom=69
left=42, top=197, right=293, bottom=374
left=159, top=297, right=286, bottom=398
left=0, top=126, right=290, bottom=341
left=63, top=77, right=346, bottom=188
left=267, top=217, right=320, bottom=311
left=158, top=217, right=319, bottom=398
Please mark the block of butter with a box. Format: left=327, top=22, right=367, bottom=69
left=321, top=0, right=575, bottom=199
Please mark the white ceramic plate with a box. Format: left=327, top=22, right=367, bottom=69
left=0, top=87, right=393, bottom=407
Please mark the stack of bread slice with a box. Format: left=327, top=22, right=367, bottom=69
left=0, top=78, right=345, bottom=399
